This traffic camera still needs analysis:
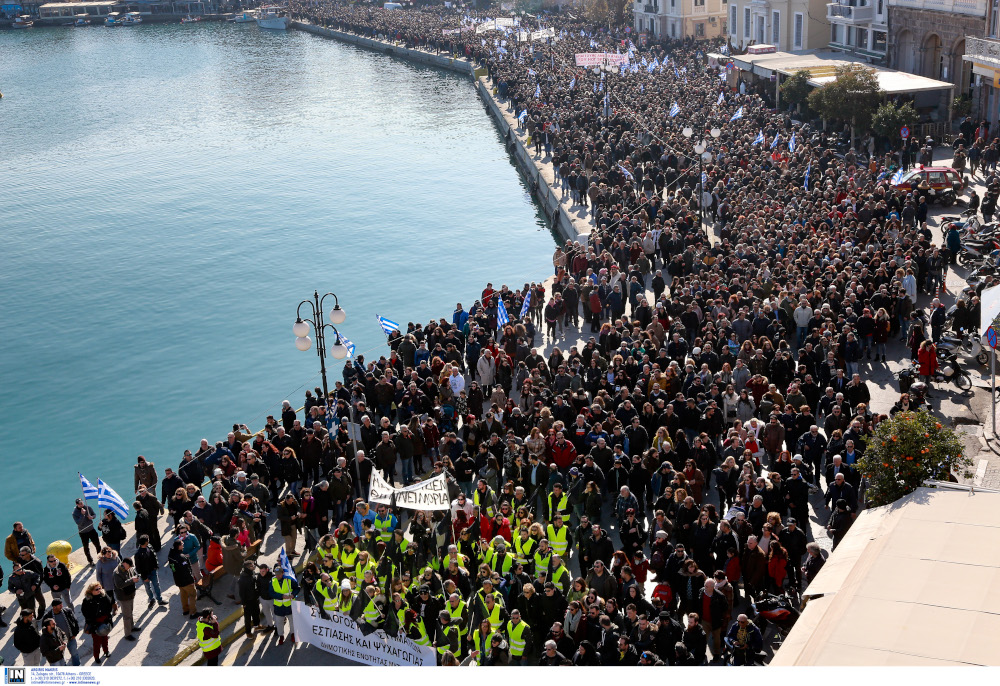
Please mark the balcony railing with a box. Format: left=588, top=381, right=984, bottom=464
left=890, top=0, right=985, bottom=16
left=826, top=3, right=875, bottom=22
left=964, top=35, right=1000, bottom=66
left=643, top=3, right=658, bottom=12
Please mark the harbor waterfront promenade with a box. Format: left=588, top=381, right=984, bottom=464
left=4, top=4, right=999, bottom=670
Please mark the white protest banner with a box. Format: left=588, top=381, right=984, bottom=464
left=442, top=28, right=461, bottom=35
left=292, top=602, right=435, bottom=666
left=369, top=471, right=451, bottom=510
left=574, top=52, right=629, bottom=67
left=531, top=27, right=555, bottom=40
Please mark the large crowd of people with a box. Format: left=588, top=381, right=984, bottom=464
left=3, top=2, right=982, bottom=668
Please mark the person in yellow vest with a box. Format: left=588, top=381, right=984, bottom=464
left=315, top=535, right=339, bottom=565
left=270, top=565, right=299, bottom=646
left=482, top=592, right=508, bottom=631
left=354, top=551, right=375, bottom=585
left=338, top=539, right=359, bottom=580
left=403, top=607, right=432, bottom=648
left=434, top=609, right=461, bottom=664
left=384, top=529, right=409, bottom=570
left=196, top=609, right=221, bottom=666
left=470, top=618, right=496, bottom=665
left=444, top=592, right=470, bottom=636
left=358, top=585, right=384, bottom=630
left=334, top=579, right=355, bottom=613
left=485, top=538, right=515, bottom=575
left=549, top=554, right=571, bottom=596
left=315, top=573, right=339, bottom=617
left=546, top=513, right=573, bottom=559
left=373, top=505, right=398, bottom=547
left=442, top=544, right=469, bottom=572
left=513, top=527, right=538, bottom=572
left=474, top=479, right=497, bottom=518
left=505, top=608, right=532, bottom=665
left=546, top=483, right=570, bottom=522
left=533, top=538, right=553, bottom=576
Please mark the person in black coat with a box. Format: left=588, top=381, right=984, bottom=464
left=826, top=500, right=854, bottom=549
left=779, top=519, right=808, bottom=590
left=238, top=560, right=261, bottom=636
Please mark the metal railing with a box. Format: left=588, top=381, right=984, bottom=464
left=826, top=3, right=875, bottom=21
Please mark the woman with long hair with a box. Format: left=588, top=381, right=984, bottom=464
left=81, top=581, right=115, bottom=663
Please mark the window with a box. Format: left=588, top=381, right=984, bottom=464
left=771, top=10, right=780, bottom=46
left=731, top=4, right=738, bottom=36
left=793, top=12, right=803, bottom=49
left=696, top=22, right=705, bottom=36
left=695, top=0, right=705, bottom=5
left=993, top=0, right=999, bottom=37
left=877, top=0, right=884, bottom=15
left=872, top=30, right=887, bottom=53
left=744, top=7, right=750, bottom=38
left=928, top=171, right=946, bottom=186
left=855, top=27, right=868, bottom=50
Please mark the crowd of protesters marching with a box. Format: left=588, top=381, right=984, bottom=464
left=4, top=1, right=985, bottom=669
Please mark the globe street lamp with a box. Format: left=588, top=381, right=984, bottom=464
left=293, top=290, right=348, bottom=403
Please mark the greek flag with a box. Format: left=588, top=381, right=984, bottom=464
left=519, top=290, right=531, bottom=318
left=79, top=473, right=99, bottom=500
left=618, top=164, right=634, bottom=180
left=339, top=334, right=356, bottom=358
left=377, top=315, right=400, bottom=336
left=673, top=66, right=680, bottom=78
left=604, top=91, right=609, bottom=112
left=569, top=77, right=575, bottom=90
left=593, top=82, right=597, bottom=93
left=497, top=298, right=510, bottom=327
left=729, top=106, right=743, bottom=122
left=670, top=102, right=680, bottom=117
left=771, top=134, right=780, bottom=150
left=701, top=171, right=709, bottom=188
left=518, top=109, right=528, bottom=122
left=97, top=479, right=129, bottom=519
left=717, top=91, right=725, bottom=105
left=646, top=62, right=655, bottom=74
left=278, top=545, right=298, bottom=583
left=891, top=168, right=906, bottom=185
left=535, top=84, right=541, bottom=98
left=753, top=130, right=765, bottom=145
left=804, top=163, right=811, bottom=190
left=789, top=133, right=796, bottom=152
left=641, top=56, right=648, bottom=66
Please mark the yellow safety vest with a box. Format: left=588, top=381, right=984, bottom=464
left=317, top=544, right=339, bottom=562
left=355, top=559, right=375, bottom=584
left=546, top=524, right=569, bottom=557
left=196, top=620, right=221, bottom=653
left=374, top=515, right=394, bottom=543
left=471, top=630, right=495, bottom=662
left=506, top=620, right=529, bottom=657
left=474, top=488, right=496, bottom=517
left=487, top=549, right=514, bottom=574
left=484, top=603, right=505, bottom=629
left=340, top=549, right=359, bottom=574
left=446, top=600, right=466, bottom=628
left=272, top=577, right=292, bottom=607
left=316, top=583, right=337, bottom=612
left=412, top=618, right=432, bottom=647
left=533, top=548, right=552, bottom=573
left=363, top=597, right=382, bottom=625
left=334, top=592, right=354, bottom=613
left=548, top=492, right=569, bottom=517
left=513, top=536, right=537, bottom=564
left=437, top=624, right=459, bottom=655
left=443, top=553, right=468, bottom=571
left=551, top=564, right=570, bottom=592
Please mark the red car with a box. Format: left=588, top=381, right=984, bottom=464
left=891, top=166, right=965, bottom=206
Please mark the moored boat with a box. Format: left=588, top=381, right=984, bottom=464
left=255, top=6, right=288, bottom=30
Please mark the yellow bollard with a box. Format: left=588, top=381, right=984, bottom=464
left=47, top=540, right=73, bottom=566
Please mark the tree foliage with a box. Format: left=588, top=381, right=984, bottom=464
left=807, top=64, right=883, bottom=131
left=858, top=410, right=972, bottom=508
left=871, top=101, right=918, bottom=141
left=584, top=0, right=632, bottom=28
left=780, top=70, right=812, bottom=108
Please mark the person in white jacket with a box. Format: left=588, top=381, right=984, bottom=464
left=477, top=349, right=496, bottom=387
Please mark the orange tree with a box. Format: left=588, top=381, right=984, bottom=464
left=858, top=410, right=972, bottom=508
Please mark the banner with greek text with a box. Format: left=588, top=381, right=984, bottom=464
left=574, top=52, right=630, bottom=67
left=291, top=602, right=435, bottom=666
left=368, top=471, right=451, bottom=510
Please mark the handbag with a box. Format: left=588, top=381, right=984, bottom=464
left=94, top=621, right=113, bottom=636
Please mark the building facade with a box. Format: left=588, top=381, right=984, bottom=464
left=633, top=0, right=727, bottom=40
left=825, top=0, right=888, bottom=62
left=962, top=0, right=1000, bottom=123
left=726, top=0, right=830, bottom=51
left=888, top=0, right=983, bottom=94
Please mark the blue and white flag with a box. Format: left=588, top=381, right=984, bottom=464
left=669, top=102, right=680, bottom=117
left=701, top=171, right=709, bottom=188
left=604, top=91, right=609, bottom=112
left=770, top=134, right=780, bottom=150
left=593, top=82, right=597, bottom=93
left=278, top=545, right=298, bottom=583
left=79, top=473, right=99, bottom=500
left=339, top=334, right=356, bottom=358
left=569, top=77, right=575, bottom=90
left=377, top=315, right=400, bottom=336
left=673, top=66, right=680, bottom=78
left=618, top=164, right=634, bottom=180
left=534, top=84, right=541, bottom=98
left=717, top=91, right=725, bottom=105
left=97, top=479, right=129, bottom=519
left=891, top=168, right=906, bottom=185
left=497, top=298, right=510, bottom=327
left=753, top=130, right=765, bottom=145
left=518, top=109, right=528, bottom=122
left=788, top=133, right=796, bottom=153
left=804, top=163, right=811, bottom=190
left=519, top=290, right=531, bottom=319
left=729, top=106, right=743, bottom=122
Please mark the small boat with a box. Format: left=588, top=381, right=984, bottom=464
left=105, top=11, right=121, bottom=25
left=119, top=11, right=142, bottom=25
left=12, top=15, right=34, bottom=28
left=180, top=14, right=201, bottom=23
left=228, top=10, right=258, bottom=23
left=256, top=6, right=289, bottom=30
left=72, top=14, right=90, bottom=26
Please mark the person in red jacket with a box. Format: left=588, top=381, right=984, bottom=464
left=917, top=340, right=938, bottom=388
left=550, top=432, right=578, bottom=470
left=480, top=512, right=512, bottom=544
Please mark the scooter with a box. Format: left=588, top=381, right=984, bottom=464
left=750, top=592, right=801, bottom=647
left=931, top=351, right=973, bottom=391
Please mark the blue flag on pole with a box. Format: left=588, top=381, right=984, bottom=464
left=97, top=479, right=129, bottom=519
left=518, top=109, right=528, bottom=122
left=753, top=130, right=764, bottom=145
left=804, top=163, right=811, bottom=190
left=79, top=473, right=99, bottom=500
left=771, top=134, right=780, bottom=150
left=669, top=102, right=680, bottom=117
left=279, top=545, right=298, bottom=583
left=519, top=290, right=531, bottom=319
left=340, top=334, right=356, bottom=358
left=717, top=91, right=725, bottom=105
left=618, top=164, right=634, bottom=180
left=535, top=83, right=541, bottom=98
left=891, top=168, right=905, bottom=185
left=789, top=133, right=796, bottom=152
left=377, top=315, right=400, bottom=336
left=497, top=299, right=510, bottom=327
left=729, top=106, right=743, bottom=122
